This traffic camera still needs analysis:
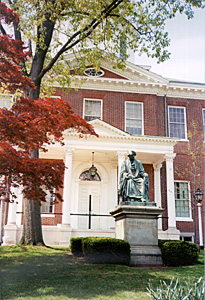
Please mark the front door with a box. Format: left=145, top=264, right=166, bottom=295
left=78, top=182, right=101, bottom=229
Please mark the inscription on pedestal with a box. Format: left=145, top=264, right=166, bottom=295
left=125, top=218, right=157, bottom=245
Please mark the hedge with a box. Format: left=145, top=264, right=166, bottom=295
left=70, top=237, right=130, bottom=265
left=158, top=239, right=200, bottom=266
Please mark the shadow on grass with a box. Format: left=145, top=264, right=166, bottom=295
left=0, top=248, right=204, bottom=300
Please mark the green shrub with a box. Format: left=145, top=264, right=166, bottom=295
left=70, top=237, right=130, bottom=264
left=70, top=237, right=85, bottom=255
left=158, top=239, right=200, bottom=266
left=147, top=277, right=204, bottom=299
left=82, top=237, right=130, bottom=265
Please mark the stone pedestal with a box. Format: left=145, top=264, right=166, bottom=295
left=110, top=203, right=163, bottom=266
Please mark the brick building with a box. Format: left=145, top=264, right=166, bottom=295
left=2, top=57, right=205, bottom=246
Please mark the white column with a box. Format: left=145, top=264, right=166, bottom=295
left=62, top=147, right=74, bottom=225
left=7, top=187, right=18, bottom=224
left=197, top=203, right=203, bottom=247
left=2, top=187, right=18, bottom=245
left=165, top=153, right=177, bottom=228
left=153, top=163, right=162, bottom=230
left=117, top=151, right=128, bottom=185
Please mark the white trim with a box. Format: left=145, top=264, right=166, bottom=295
left=174, top=180, right=193, bottom=221
left=125, top=101, right=144, bottom=135
left=168, top=106, right=187, bottom=140
left=50, top=95, right=61, bottom=99
left=41, top=214, right=55, bottom=218
left=176, top=217, right=193, bottom=222
left=83, top=98, right=103, bottom=121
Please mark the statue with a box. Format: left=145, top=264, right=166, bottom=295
left=118, top=151, right=150, bottom=203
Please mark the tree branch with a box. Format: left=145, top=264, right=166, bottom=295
left=0, top=24, right=7, bottom=35
left=36, top=0, right=124, bottom=81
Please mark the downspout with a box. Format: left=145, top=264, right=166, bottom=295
left=164, top=94, right=168, bottom=137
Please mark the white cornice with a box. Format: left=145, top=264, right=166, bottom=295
left=64, top=131, right=178, bottom=145
left=57, top=55, right=205, bottom=100
left=64, top=76, right=204, bottom=99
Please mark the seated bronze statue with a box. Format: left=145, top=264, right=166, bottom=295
left=118, top=151, right=150, bottom=202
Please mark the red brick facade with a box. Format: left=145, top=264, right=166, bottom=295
left=53, top=87, right=205, bottom=243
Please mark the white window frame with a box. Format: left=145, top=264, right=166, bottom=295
left=50, top=96, right=61, bottom=99
left=41, top=188, right=55, bottom=217
left=175, top=181, right=193, bottom=222
left=168, top=106, right=187, bottom=140
left=125, top=101, right=144, bottom=135
left=180, top=233, right=194, bottom=243
left=83, top=98, right=103, bottom=121
left=202, top=109, right=205, bottom=140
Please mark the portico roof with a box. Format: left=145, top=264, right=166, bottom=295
left=40, top=119, right=178, bottom=165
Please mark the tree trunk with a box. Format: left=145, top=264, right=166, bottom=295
left=20, top=199, right=44, bottom=245
left=20, top=145, right=45, bottom=245
left=19, top=15, right=55, bottom=246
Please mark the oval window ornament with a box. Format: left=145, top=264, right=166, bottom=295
left=84, top=67, right=104, bottom=77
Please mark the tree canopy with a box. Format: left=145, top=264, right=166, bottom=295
left=2, top=0, right=204, bottom=94
left=0, top=3, right=97, bottom=204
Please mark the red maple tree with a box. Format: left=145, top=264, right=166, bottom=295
left=0, top=2, right=35, bottom=92
left=0, top=4, right=97, bottom=207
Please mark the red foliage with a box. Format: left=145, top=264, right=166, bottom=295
left=0, top=2, right=97, bottom=204
left=0, top=97, right=97, bottom=152
left=1, top=2, right=19, bottom=25
left=0, top=34, right=35, bottom=92
left=0, top=2, right=35, bottom=92
left=0, top=97, right=97, bottom=202
left=0, top=143, right=65, bottom=203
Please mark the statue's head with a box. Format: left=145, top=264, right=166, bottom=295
left=128, top=150, right=136, bottom=162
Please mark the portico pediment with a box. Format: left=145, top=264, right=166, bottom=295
left=89, top=119, right=130, bottom=137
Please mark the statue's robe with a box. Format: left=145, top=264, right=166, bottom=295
left=119, top=159, right=149, bottom=202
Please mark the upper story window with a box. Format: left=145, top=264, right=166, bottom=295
left=0, top=94, right=13, bottom=109
left=41, top=188, right=54, bottom=214
left=202, top=109, right=205, bottom=139
left=125, top=102, right=143, bottom=135
left=83, top=99, right=102, bottom=121
left=168, top=106, right=187, bottom=139
left=174, top=181, right=191, bottom=220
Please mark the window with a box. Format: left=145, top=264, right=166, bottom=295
left=84, top=68, right=104, bottom=77
left=41, top=188, right=54, bottom=214
left=84, top=99, right=102, bottom=121
left=168, top=106, right=187, bottom=139
left=0, top=94, right=13, bottom=109
left=174, top=181, right=191, bottom=220
left=180, top=236, right=194, bottom=243
left=202, top=109, right=205, bottom=138
left=79, top=170, right=101, bottom=181
left=125, top=102, right=143, bottom=135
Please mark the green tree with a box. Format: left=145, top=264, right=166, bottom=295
left=1, top=0, right=204, bottom=245
left=175, top=120, right=204, bottom=244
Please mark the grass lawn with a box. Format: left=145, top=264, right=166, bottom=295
left=0, top=245, right=204, bottom=300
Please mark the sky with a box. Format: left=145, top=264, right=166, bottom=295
left=133, top=8, right=205, bottom=84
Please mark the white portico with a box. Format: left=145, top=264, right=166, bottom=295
left=39, top=119, right=180, bottom=245
left=4, top=119, right=180, bottom=246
